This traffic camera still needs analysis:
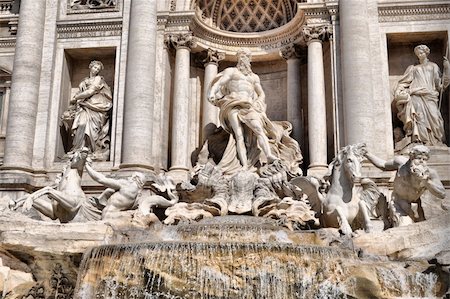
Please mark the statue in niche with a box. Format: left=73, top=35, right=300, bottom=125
left=393, top=45, right=449, bottom=149
left=70, top=0, right=116, bottom=9
left=8, top=148, right=103, bottom=223
left=364, top=144, right=446, bottom=227
left=207, top=48, right=303, bottom=176
left=61, top=60, right=112, bottom=161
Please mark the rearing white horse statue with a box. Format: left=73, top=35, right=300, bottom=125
left=292, top=144, right=381, bottom=235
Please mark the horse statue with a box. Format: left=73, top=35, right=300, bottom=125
left=9, top=148, right=101, bottom=223
left=291, top=143, right=382, bottom=235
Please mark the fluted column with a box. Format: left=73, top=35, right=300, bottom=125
left=304, top=25, right=329, bottom=175
left=3, top=0, right=46, bottom=170
left=202, top=48, right=224, bottom=141
left=280, top=44, right=302, bottom=145
left=167, top=33, right=196, bottom=177
left=121, top=0, right=157, bottom=170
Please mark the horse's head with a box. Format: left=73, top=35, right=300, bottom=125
left=333, top=144, right=365, bottom=183
left=69, top=147, right=89, bottom=172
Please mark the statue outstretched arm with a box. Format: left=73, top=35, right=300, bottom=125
left=85, top=163, right=122, bottom=190
left=364, top=152, right=404, bottom=171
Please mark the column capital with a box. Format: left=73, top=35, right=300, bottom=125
left=165, top=32, right=196, bottom=50
left=203, top=48, right=225, bottom=66
left=302, top=24, right=331, bottom=44
left=279, top=44, right=301, bottom=60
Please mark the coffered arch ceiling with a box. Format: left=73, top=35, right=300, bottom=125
left=196, top=0, right=298, bottom=33
left=190, top=0, right=305, bottom=59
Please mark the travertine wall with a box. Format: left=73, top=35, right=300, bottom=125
left=0, top=0, right=449, bottom=199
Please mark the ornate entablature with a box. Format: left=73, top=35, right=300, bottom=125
left=0, top=0, right=17, bottom=48
left=57, top=21, right=122, bottom=39
left=67, top=0, right=119, bottom=14
left=298, top=1, right=335, bottom=26
left=378, top=2, right=450, bottom=23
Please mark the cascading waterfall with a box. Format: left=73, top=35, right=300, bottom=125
left=75, top=240, right=439, bottom=299
left=76, top=242, right=352, bottom=299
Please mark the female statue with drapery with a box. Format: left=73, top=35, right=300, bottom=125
left=393, top=45, right=449, bottom=148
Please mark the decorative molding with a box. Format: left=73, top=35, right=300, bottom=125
left=0, top=37, right=15, bottom=48
left=203, top=48, right=225, bottom=66
left=165, top=32, right=197, bottom=50
left=164, top=10, right=196, bottom=31
left=378, top=3, right=450, bottom=23
left=302, top=24, right=331, bottom=44
left=298, top=2, right=332, bottom=25
left=57, top=21, right=122, bottom=39
left=279, top=44, right=301, bottom=60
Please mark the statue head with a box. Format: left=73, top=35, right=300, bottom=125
left=414, top=45, right=430, bottom=58
left=409, top=144, right=430, bottom=163
left=236, top=48, right=252, bottom=74
left=89, top=60, right=104, bottom=73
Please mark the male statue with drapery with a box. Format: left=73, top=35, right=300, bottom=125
left=204, top=48, right=303, bottom=177
left=393, top=44, right=450, bottom=149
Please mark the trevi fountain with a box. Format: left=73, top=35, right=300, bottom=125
left=0, top=0, right=449, bottom=298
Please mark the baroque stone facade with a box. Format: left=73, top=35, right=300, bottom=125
left=0, top=0, right=450, bottom=298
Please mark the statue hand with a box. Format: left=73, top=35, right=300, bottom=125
left=395, top=92, right=409, bottom=102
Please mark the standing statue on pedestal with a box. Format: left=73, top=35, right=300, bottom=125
left=207, top=48, right=303, bottom=176
left=364, top=144, right=446, bottom=227
left=61, top=60, right=112, bottom=161
left=393, top=45, right=449, bottom=149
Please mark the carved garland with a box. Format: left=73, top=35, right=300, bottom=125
left=378, top=4, right=450, bottom=22
left=57, top=21, right=122, bottom=39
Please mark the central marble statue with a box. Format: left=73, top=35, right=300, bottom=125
left=206, top=48, right=303, bottom=177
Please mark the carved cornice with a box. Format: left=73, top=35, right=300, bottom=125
left=203, top=48, right=225, bottom=66
left=57, top=21, right=122, bottom=39
left=164, top=11, right=196, bottom=32
left=302, top=24, right=331, bottom=44
left=298, top=2, right=332, bottom=25
left=190, top=9, right=305, bottom=56
left=378, top=3, right=450, bottom=23
left=165, top=32, right=197, bottom=50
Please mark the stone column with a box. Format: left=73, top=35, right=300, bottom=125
left=280, top=44, right=302, bottom=145
left=121, top=0, right=157, bottom=170
left=339, top=0, right=376, bottom=150
left=202, top=48, right=224, bottom=141
left=167, top=33, right=195, bottom=177
left=3, top=0, right=46, bottom=170
left=304, top=25, right=329, bottom=175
